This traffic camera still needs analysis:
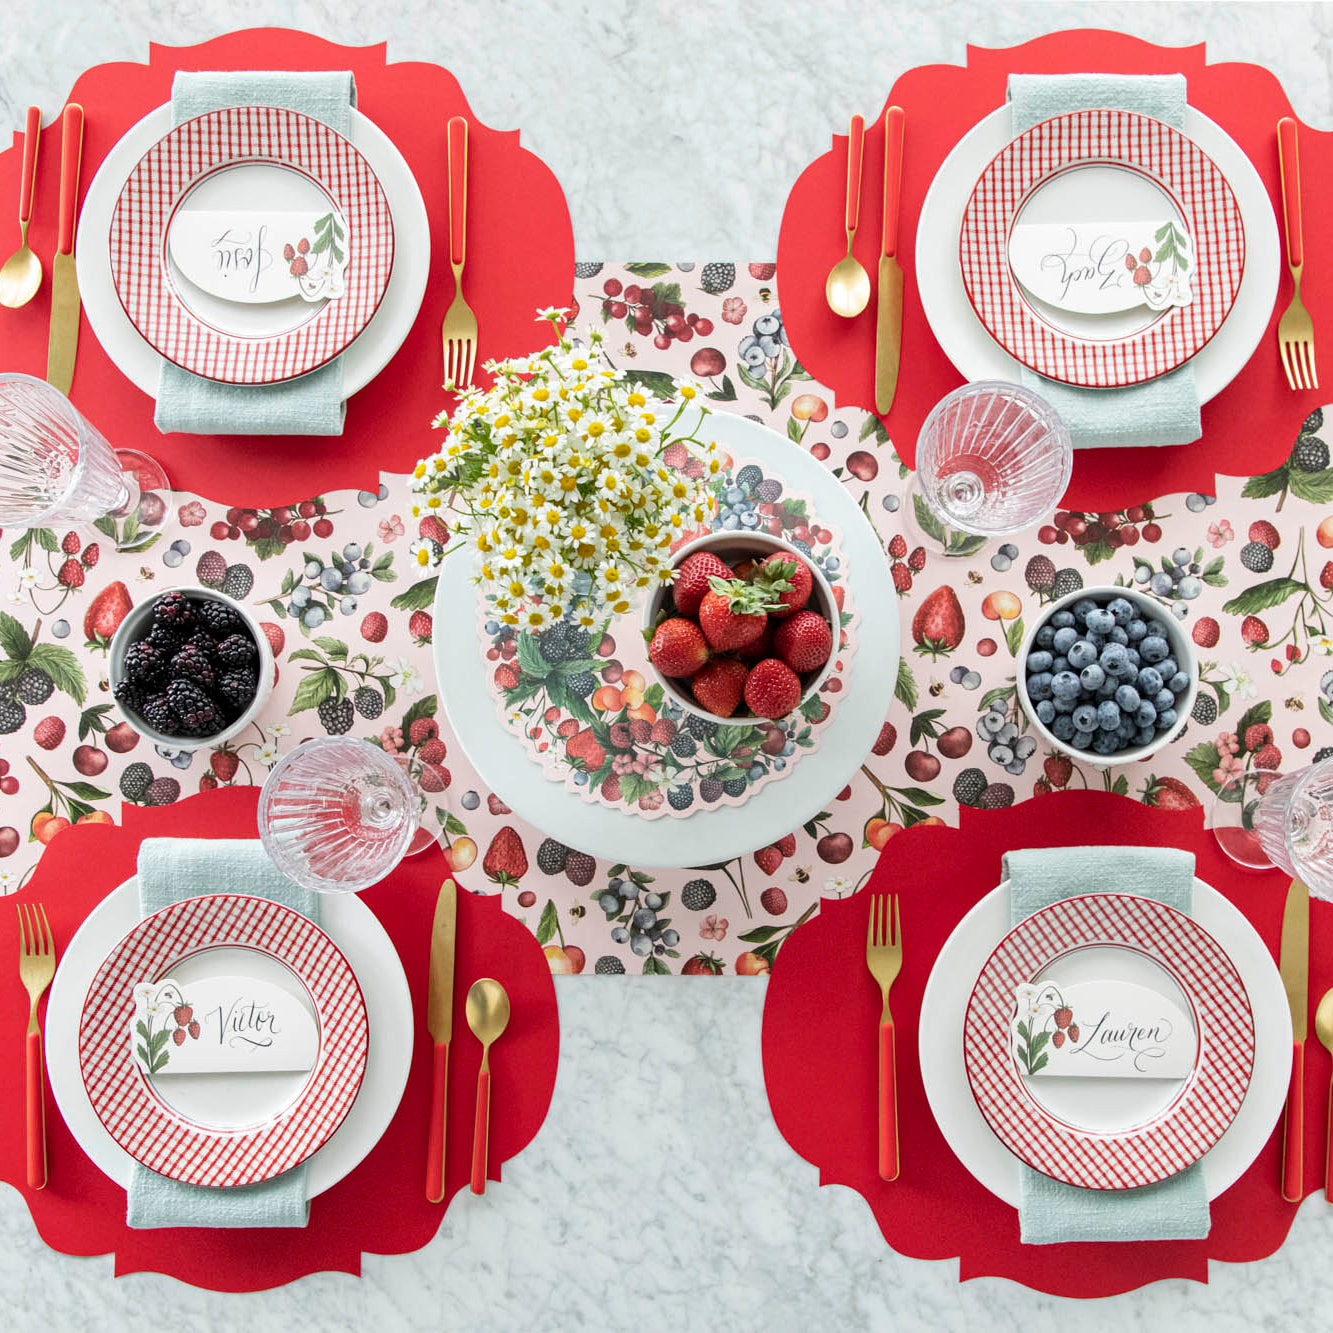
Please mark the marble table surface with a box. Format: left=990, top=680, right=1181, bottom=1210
left=3, top=1, right=1333, bottom=1328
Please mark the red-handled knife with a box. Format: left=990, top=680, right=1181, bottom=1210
left=1279, top=877, right=1309, bottom=1203
left=425, top=879, right=457, bottom=1202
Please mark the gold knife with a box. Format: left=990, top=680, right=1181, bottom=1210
left=46, top=104, right=83, bottom=396
left=874, top=105, right=905, bottom=416
left=425, top=878, right=457, bottom=1202
left=1279, top=877, right=1310, bottom=1202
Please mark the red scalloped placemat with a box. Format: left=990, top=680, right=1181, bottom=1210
left=0, top=786, right=559, bottom=1290
left=761, top=791, right=1330, bottom=1296
left=0, top=29, right=574, bottom=505
left=776, top=30, right=1320, bottom=511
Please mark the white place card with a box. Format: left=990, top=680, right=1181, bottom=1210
left=1011, top=978, right=1197, bottom=1080
left=167, top=208, right=349, bottom=305
left=132, top=975, right=319, bottom=1077
left=1008, top=218, right=1194, bottom=315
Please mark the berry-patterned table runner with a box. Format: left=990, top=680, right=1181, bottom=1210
left=1, top=262, right=1330, bottom=975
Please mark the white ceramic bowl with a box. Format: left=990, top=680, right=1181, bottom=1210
left=1015, top=584, right=1198, bottom=769
left=109, top=584, right=274, bottom=750
left=642, top=531, right=839, bottom=726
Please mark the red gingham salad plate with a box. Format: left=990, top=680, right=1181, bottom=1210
left=959, top=109, right=1246, bottom=389
left=78, top=894, right=369, bottom=1188
left=963, top=893, right=1255, bottom=1190
left=109, top=106, right=395, bottom=385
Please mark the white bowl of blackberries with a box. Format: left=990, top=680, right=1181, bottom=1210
left=1016, top=585, right=1198, bottom=768
left=109, top=586, right=274, bottom=748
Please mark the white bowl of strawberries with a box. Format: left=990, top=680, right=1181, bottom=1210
left=644, top=532, right=839, bottom=724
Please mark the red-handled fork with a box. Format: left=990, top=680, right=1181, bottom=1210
left=17, top=904, right=55, bottom=1191
left=865, top=893, right=902, bottom=1181
left=1277, top=117, right=1318, bottom=391
left=441, top=115, right=477, bottom=390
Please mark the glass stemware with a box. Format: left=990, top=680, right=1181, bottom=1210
left=0, top=372, right=169, bottom=529
left=903, top=381, right=1072, bottom=551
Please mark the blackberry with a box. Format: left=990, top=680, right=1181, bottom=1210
left=113, top=677, right=147, bottom=713
left=0, top=690, right=24, bottom=734
left=722, top=777, right=747, bottom=797
left=685, top=714, right=717, bottom=740
left=16, top=667, right=54, bottom=705
left=318, top=696, right=354, bottom=735
left=536, top=838, right=568, bottom=875
left=153, top=590, right=195, bottom=627
left=567, top=671, right=598, bottom=698
left=669, top=731, right=697, bottom=758
left=564, top=850, right=597, bottom=886
left=1291, top=434, right=1330, bottom=473
left=594, top=955, right=626, bottom=975
left=565, top=625, right=591, bottom=658
left=146, top=776, right=181, bottom=806
left=171, top=644, right=217, bottom=690
left=699, top=778, right=724, bottom=803
left=537, top=621, right=575, bottom=663
left=216, top=633, right=257, bottom=668
left=953, top=767, right=988, bottom=808
left=1191, top=693, right=1219, bottom=726
left=755, top=478, right=783, bottom=503
left=354, top=685, right=384, bottom=719
left=667, top=784, right=694, bottom=811
left=140, top=694, right=179, bottom=735
left=146, top=622, right=189, bottom=655
left=218, top=667, right=258, bottom=714
left=166, top=679, right=222, bottom=736
left=1240, top=541, right=1275, bottom=573
left=735, top=464, right=764, bottom=491
left=699, top=262, right=735, bottom=295
left=1314, top=746, right=1333, bottom=763
left=222, top=564, right=255, bottom=599
left=573, top=262, right=603, bottom=278
left=123, top=640, right=167, bottom=686
left=184, top=630, right=220, bottom=658
left=790, top=538, right=812, bottom=555
left=1303, top=407, right=1324, bottom=435
left=1052, top=568, right=1084, bottom=599
left=195, top=600, right=245, bottom=639
left=1025, top=554, right=1057, bottom=593
left=681, top=877, right=716, bottom=911
left=120, top=762, right=153, bottom=802
left=979, top=782, right=1015, bottom=809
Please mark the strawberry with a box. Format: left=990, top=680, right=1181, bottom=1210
left=418, top=737, right=449, bottom=766
left=753, top=844, right=783, bottom=874
left=1141, top=775, right=1201, bottom=809
left=494, top=663, right=520, bottom=691
left=482, top=825, right=528, bottom=885
left=1243, top=723, right=1273, bottom=753
left=1044, top=754, right=1073, bottom=788
left=691, top=657, right=748, bottom=718
left=760, top=886, right=788, bottom=915
left=907, top=546, right=926, bottom=572
left=753, top=553, right=812, bottom=617
left=888, top=534, right=908, bottom=559
left=1253, top=743, right=1282, bottom=770
left=891, top=564, right=913, bottom=595
left=1054, top=1006, right=1072, bottom=1030
left=1248, top=519, right=1280, bottom=550
left=776, top=833, right=797, bottom=857
left=648, top=617, right=710, bottom=677
left=600, top=773, right=623, bottom=802
left=681, top=953, right=725, bottom=975
left=259, top=621, right=285, bottom=657
left=172, top=1028, right=187, bottom=1047
left=871, top=721, right=896, bottom=755
left=1033, top=777, right=1054, bottom=797
left=911, top=586, right=965, bottom=658
left=1192, top=616, right=1220, bottom=648
left=566, top=728, right=607, bottom=771
left=83, top=581, right=132, bottom=643
left=1240, top=615, right=1269, bottom=647
left=1321, top=561, right=1333, bottom=591
left=361, top=611, right=389, bottom=643
left=419, top=514, right=450, bottom=544
left=198, top=773, right=218, bottom=792
left=210, top=750, right=240, bottom=782
left=735, top=622, right=774, bottom=663
left=773, top=609, right=832, bottom=673
left=698, top=577, right=777, bottom=651
left=81, top=543, right=100, bottom=568
left=743, top=658, right=803, bottom=719
left=34, top=717, right=65, bottom=750
left=487, top=794, right=511, bottom=815
left=409, top=610, right=433, bottom=644
left=1068, top=1024, right=1080, bottom=1042
left=58, top=557, right=84, bottom=588
left=60, top=531, right=81, bottom=555
left=672, top=551, right=732, bottom=617
left=1052, top=1031, right=1066, bottom=1049
left=174, top=1005, right=193, bottom=1026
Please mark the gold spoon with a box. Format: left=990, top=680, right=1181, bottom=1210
left=825, top=113, right=871, bottom=319
left=466, top=977, right=511, bottom=1195
left=1315, top=986, right=1333, bottom=1202
left=0, top=108, right=42, bottom=309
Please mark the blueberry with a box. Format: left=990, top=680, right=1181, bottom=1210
left=1134, top=565, right=1152, bottom=584
left=950, top=665, right=967, bottom=683
left=961, top=671, right=981, bottom=690
left=1098, top=680, right=1118, bottom=699
left=1134, top=725, right=1155, bottom=746
left=1171, top=547, right=1192, bottom=568
left=998, top=543, right=1018, bottom=559
left=722, top=513, right=740, bottom=530
left=1085, top=609, right=1115, bottom=635
left=1051, top=672, right=1081, bottom=700
left=1126, top=618, right=1147, bottom=641
left=1141, top=636, right=1169, bottom=664
left=1080, top=663, right=1105, bottom=691
left=1053, top=696, right=1077, bottom=715
left=1072, top=598, right=1098, bottom=620
left=632, top=907, right=657, bottom=931
left=662, top=929, right=680, bottom=948
left=1125, top=650, right=1140, bottom=670
left=1153, top=688, right=1176, bottom=712
left=1177, top=576, right=1203, bottom=600
left=990, top=743, right=1015, bottom=765
left=1052, top=656, right=1069, bottom=675
left=1108, top=597, right=1135, bottom=625
left=1138, top=667, right=1163, bottom=696
left=1158, top=708, right=1178, bottom=730
left=347, top=571, right=372, bottom=595
left=1072, top=728, right=1096, bottom=749
left=163, top=548, right=183, bottom=568
left=359, top=557, right=371, bottom=569
left=1114, top=685, right=1141, bottom=712
left=1186, top=493, right=1208, bottom=513
left=291, top=585, right=312, bottom=608
left=991, top=554, right=1012, bottom=572
left=1073, top=704, right=1099, bottom=732
left=997, top=722, right=1018, bottom=745
left=1028, top=673, right=1053, bottom=701
left=461, top=790, right=480, bottom=810
left=977, top=712, right=1001, bottom=736
left=644, top=892, right=664, bottom=910
left=598, top=891, right=620, bottom=913
left=1150, top=572, right=1174, bottom=597
left=741, top=513, right=760, bottom=528
left=607, top=877, right=626, bottom=894
left=1100, top=643, right=1130, bottom=676
left=343, top=543, right=363, bottom=562
left=1053, top=626, right=1078, bottom=654
left=1098, top=701, right=1122, bottom=731
left=340, top=597, right=358, bottom=615
left=1036, top=700, right=1056, bottom=724
left=1168, top=672, right=1189, bottom=694
left=1024, top=651, right=1053, bottom=675
left=170, top=539, right=191, bottom=555
left=1035, top=625, right=1056, bottom=649
left=611, top=927, right=629, bottom=944
left=1136, top=702, right=1158, bottom=728
left=1159, top=657, right=1178, bottom=682
left=357, top=490, right=378, bottom=508
left=1067, top=639, right=1098, bottom=670
left=882, top=495, right=900, bottom=513
left=1052, top=714, right=1076, bottom=740
left=620, top=881, right=640, bottom=900
left=1005, top=758, right=1026, bottom=776
left=630, top=933, right=653, bottom=957
left=1051, top=611, right=1076, bottom=629
left=1147, top=620, right=1170, bottom=638
left=302, top=605, right=326, bottom=628
left=320, top=567, right=343, bottom=592
left=1092, top=731, right=1119, bottom=756
left=52, top=619, right=69, bottom=639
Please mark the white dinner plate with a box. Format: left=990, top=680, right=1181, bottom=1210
left=79, top=103, right=429, bottom=403
left=919, top=877, right=1291, bottom=1205
left=432, top=410, right=899, bottom=867
left=916, top=104, right=1279, bottom=404
left=47, top=878, right=412, bottom=1196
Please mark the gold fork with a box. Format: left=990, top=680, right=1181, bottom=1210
left=441, top=115, right=477, bottom=390
left=864, top=892, right=902, bottom=1181
left=17, top=903, right=55, bottom=1190
left=1277, top=117, right=1318, bottom=391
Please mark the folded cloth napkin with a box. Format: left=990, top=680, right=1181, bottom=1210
left=127, top=838, right=320, bottom=1229
left=1006, top=73, right=1202, bottom=449
left=1003, top=845, right=1210, bottom=1245
left=153, top=71, right=356, bottom=438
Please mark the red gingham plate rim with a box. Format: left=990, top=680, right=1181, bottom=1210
left=77, top=893, right=369, bottom=1187
left=963, top=891, right=1255, bottom=1190
left=109, top=105, right=395, bottom=385
left=958, top=108, right=1247, bottom=388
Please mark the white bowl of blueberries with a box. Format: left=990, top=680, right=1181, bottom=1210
left=1016, top=585, right=1198, bottom=767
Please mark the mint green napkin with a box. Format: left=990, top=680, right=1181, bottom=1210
left=1006, top=73, right=1202, bottom=449
left=126, top=838, right=320, bottom=1229
left=153, top=71, right=356, bottom=438
left=1003, top=845, right=1210, bottom=1245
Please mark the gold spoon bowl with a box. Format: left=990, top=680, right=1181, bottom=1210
left=0, top=107, right=42, bottom=310
left=465, top=977, right=511, bottom=1195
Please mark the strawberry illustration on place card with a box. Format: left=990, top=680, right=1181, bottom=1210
left=131, top=976, right=319, bottom=1077
left=1008, top=218, right=1194, bottom=315
left=166, top=208, right=349, bottom=305
left=1011, top=978, right=1197, bottom=1080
